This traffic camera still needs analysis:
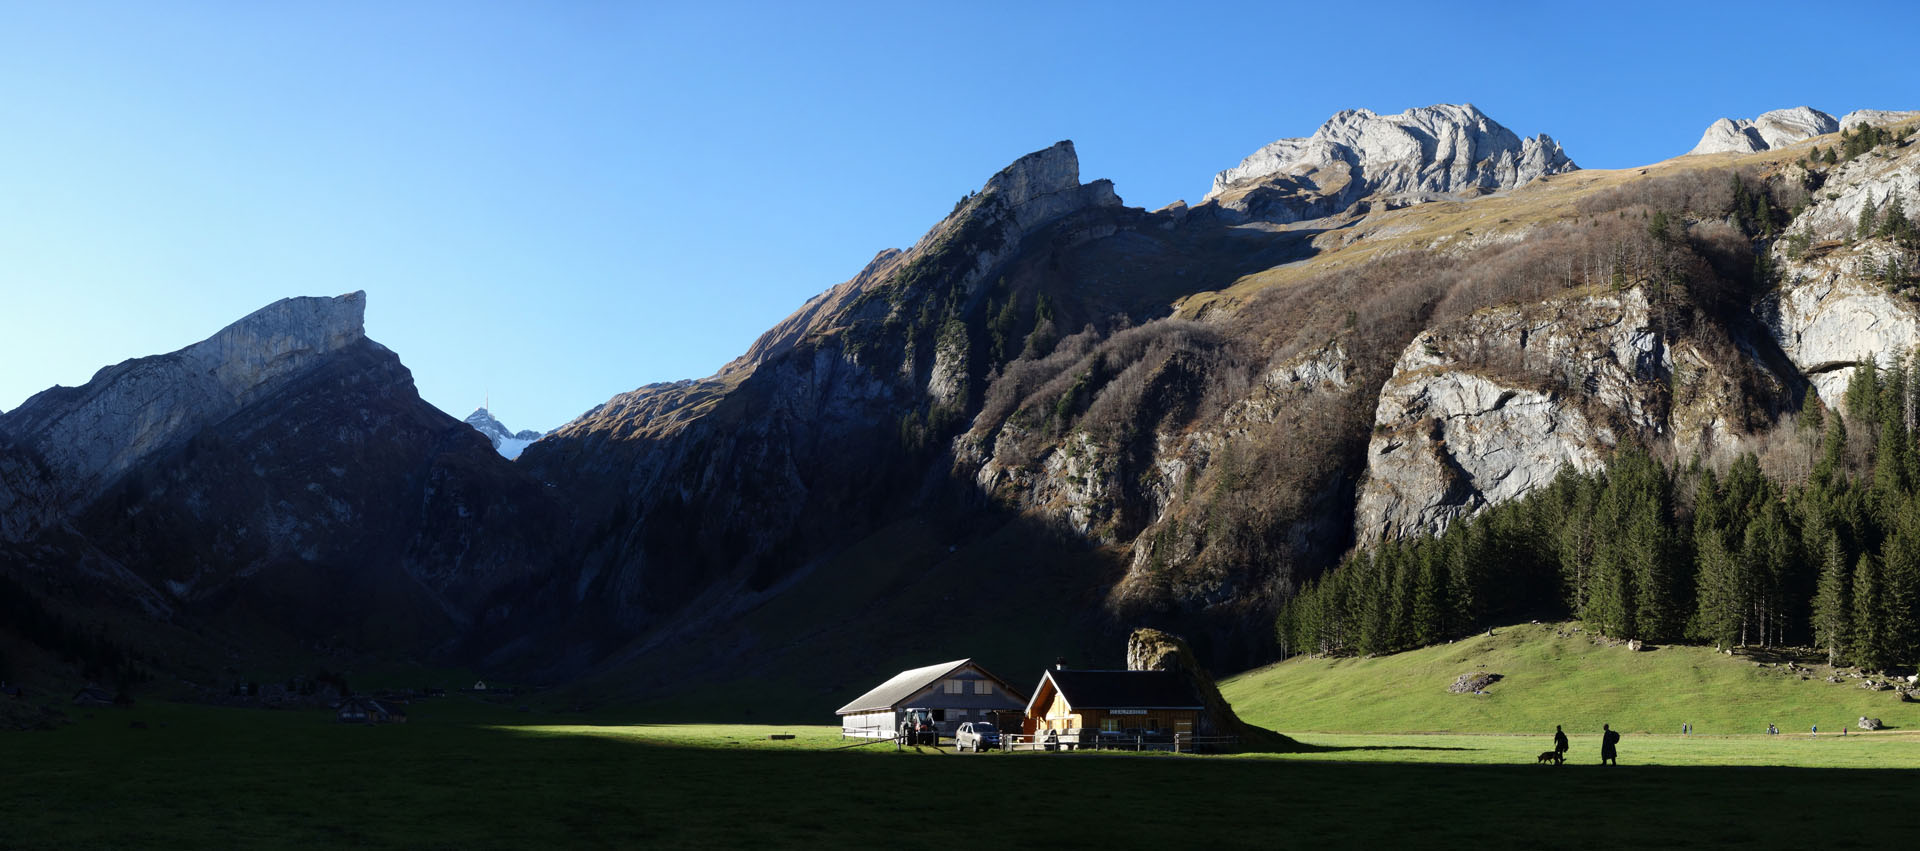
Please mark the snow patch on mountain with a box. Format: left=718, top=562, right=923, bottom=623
left=464, top=408, right=544, bottom=460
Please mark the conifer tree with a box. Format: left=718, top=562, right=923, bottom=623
left=1811, top=532, right=1853, bottom=665
left=1879, top=523, right=1920, bottom=668
left=1852, top=552, right=1885, bottom=668
left=1799, top=388, right=1825, bottom=433
left=1881, top=195, right=1911, bottom=243
left=1690, top=532, right=1742, bottom=649
left=1858, top=198, right=1880, bottom=240
left=1412, top=546, right=1446, bottom=646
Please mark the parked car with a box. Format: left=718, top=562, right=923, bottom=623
left=955, top=721, right=1000, bottom=752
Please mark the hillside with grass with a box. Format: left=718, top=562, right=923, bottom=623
left=1222, top=621, right=1920, bottom=735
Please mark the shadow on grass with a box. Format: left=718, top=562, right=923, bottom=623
left=1288, top=742, right=1478, bottom=754
left=13, top=713, right=1920, bottom=850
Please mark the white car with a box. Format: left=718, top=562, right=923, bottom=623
left=955, top=721, right=1001, bottom=752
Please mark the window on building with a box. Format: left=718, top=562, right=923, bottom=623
left=932, top=709, right=946, bottom=722
left=945, top=680, right=963, bottom=694
left=1101, top=717, right=1122, bottom=733
left=974, top=680, right=993, bottom=695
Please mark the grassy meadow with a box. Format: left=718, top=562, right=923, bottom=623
left=8, top=621, right=1920, bottom=848
left=1220, top=621, right=1920, bottom=736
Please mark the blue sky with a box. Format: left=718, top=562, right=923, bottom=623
left=2, top=1, right=1916, bottom=432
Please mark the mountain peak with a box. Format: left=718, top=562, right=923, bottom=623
left=0, top=290, right=378, bottom=509
left=1202, top=103, right=1576, bottom=223
left=464, top=407, right=542, bottom=459
left=1687, top=107, right=1837, bottom=155
left=190, top=291, right=367, bottom=402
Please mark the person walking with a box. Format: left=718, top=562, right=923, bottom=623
left=1554, top=724, right=1569, bottom=757
left=1600, top=724, right=1620, bottom=765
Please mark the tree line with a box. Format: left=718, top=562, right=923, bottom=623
left=1277, top=356, right=1920, bottom=672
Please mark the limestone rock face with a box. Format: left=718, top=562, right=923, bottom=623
left=1783, top=144, right=1920, bottom=241
left=1357, top=286, right=1740, bottom=543
left=1840, top=109, right=1920, bottom=131
left=1687, top=107, right=1837, bottom=155
left=1357, top=367, right=1608, bottom=544
left=1766, top=139, right=1920, bottom=402
left=982, top=140, right=1121, bottom=234
left=1765, top=253, right=1920, bottom=403
left=0, top=292, right=367, bottom=510
left=1203, top=104, right=1576, bottom=223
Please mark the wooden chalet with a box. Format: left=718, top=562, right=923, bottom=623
left=1022, top=667, right=1205, bottom=747
left=836, top=659, right=1027, bottom=739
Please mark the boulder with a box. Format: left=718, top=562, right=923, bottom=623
left=1125, top=628, right=1297, bottom=751
left=1858, top=716, right=1883, bottom=731
left=1448, top=672, right=1503, bottom=694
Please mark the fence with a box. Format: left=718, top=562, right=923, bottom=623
left=998, top=732, right=1240, bottom=754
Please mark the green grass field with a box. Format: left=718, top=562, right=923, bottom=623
left=8, top=622, right=1920, bottom=848
left=7, top=706, right=1920, bottom=849
left=1221, top=621, right=1920, bottom=736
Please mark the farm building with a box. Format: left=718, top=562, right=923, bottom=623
left=71, top=686, right=118, bottom=707
left=336, top=697, right=406, bottom=724
left=836, top=659, right=1027, bottom=739
left=1022, top=667, right=1205, bottom=747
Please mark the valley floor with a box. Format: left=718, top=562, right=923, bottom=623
left=7, top=704, right=1920, bottom=849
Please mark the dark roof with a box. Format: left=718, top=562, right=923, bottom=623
left=1034, top=669, right=1205, bottom=711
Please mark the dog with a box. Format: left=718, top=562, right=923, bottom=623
left=1537, top=750, right=1565, bottom=765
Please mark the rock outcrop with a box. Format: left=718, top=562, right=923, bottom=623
left=1355, top=285, right=1784, bottom=543
left=1766, top=132, right=1920, bottom=401
left=1841, top=109, right=1920, bottom=131
left=0, top=292, right=369, bottom=511
left=1125, top=628, right=1295, bottom=751
left=1687, top=107, right=1837, bottom=155
left=1203, top=104, right=1576, bottom=223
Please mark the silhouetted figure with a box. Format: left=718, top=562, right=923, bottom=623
left=1553, top=725, right=1568, bottom=755
left=1601, top=724, right=1620, bottom=765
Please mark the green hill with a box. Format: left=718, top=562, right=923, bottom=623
left=1220, top=621, right=1919, bottom=735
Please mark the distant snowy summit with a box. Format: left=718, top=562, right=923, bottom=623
left=464, top=408, right=544, bottom=459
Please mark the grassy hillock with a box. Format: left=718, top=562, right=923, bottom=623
left=1221, top=621, right=1919, bottom=735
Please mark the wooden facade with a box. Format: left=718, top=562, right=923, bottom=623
left=1021, top=668, right=1205, bottom=746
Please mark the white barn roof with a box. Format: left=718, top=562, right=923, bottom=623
left=835, top=659, right=972, bottom=715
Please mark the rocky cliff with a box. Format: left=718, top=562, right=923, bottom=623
left=1765, top=118, right=1920, bottom=401
left=1, top=293, right=369, bottom=514
left=1687, top=107, right=1919, bottom=156
left=1202, top=104, right=1576, bottom=224
left=0, top=292, right=564, bottom=671
left=1353, top=285, right=1787, bottom=542
left=1689, top=107, right=1838, bottom=156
